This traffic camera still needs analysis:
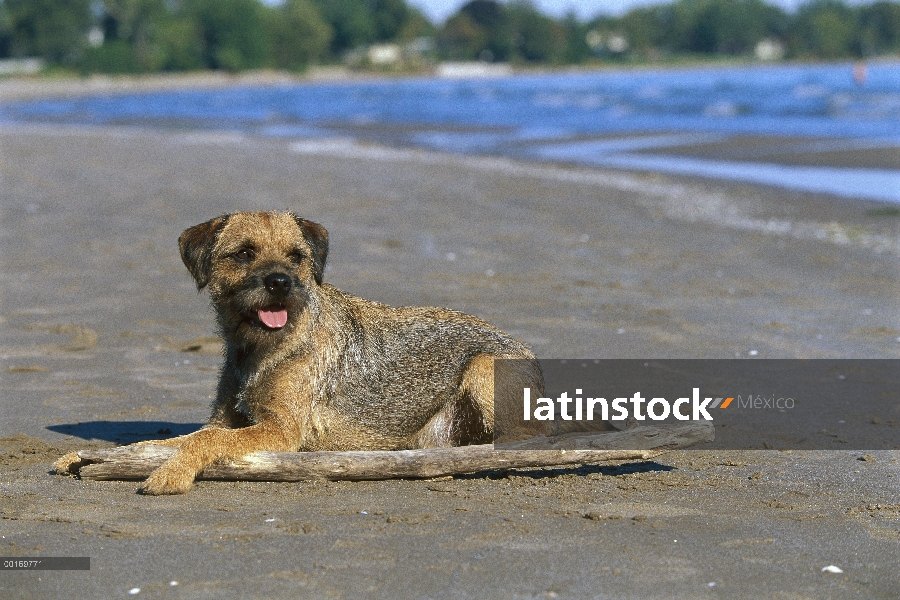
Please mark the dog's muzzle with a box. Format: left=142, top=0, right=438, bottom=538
left=255, top=272, right=292, bottom=329
left=264, top=273, right=292, bottom=297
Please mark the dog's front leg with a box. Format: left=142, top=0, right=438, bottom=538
left=138, top=420, right=298, bottom=495
left=131, top=399, right=253, bottom=452
left=130, top=370, right=252, bottom=453
left=131, top=433, right=194, bottom=449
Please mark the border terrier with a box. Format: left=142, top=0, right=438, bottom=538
left=65, top=211, right=543, bottom=494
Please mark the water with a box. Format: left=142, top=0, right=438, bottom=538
left=3, top=62, right=900, bottom=202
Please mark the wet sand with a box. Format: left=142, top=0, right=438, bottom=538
left=638, top=134, right=900, bottom=171
left=2, top=121, right=900, bottom=598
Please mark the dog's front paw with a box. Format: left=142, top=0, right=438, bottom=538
left=138, top=465, right=195, bottom=495
left=53, top=451, right=85, bottom=476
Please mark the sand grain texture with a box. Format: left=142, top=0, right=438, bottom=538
left=2, top=122, right=899, bottom=598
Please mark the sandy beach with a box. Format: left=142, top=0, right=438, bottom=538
left=2, top=100, right=900, bottom=598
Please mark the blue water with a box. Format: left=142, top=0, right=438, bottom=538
left=4, top=62, right=900, bottom=202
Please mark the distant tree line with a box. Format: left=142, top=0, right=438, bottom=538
left=580, top=0, right=900, bottom=62
left=0, top=0, right=899, bottom=74
left=0, top=0, right=433, bottom=72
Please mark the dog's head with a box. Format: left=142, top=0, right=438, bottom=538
left=179, top=211, right=328, bottom=348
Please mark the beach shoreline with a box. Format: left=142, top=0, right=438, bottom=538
left=3, top=57, right=899, bottom=102
left=2, top=123, right=899, bottom=598
left=0, top=70, right=352, bottom=103
left=5, top=64, right=900, bottom=207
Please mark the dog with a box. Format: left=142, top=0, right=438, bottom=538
left=57, top=211, right=544, bottom=494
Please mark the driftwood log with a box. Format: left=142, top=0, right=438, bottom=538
left=67, top=422, right=714, bottom=482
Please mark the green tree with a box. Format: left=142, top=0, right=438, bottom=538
left=437, top=11, right=486, bottom=60
left=83, top=0, right=171, bottom=73
left=269, top=0, right=332, bottom=71
left=183, top=0, right=271, bottom=71
left=153, top=15, right=204, bottom=71
left=436, top=0, right=514, bottom=61
left=2, top=0, right=92, bottom=65
left=311, top=0, right=428, bottom=56
left=396, top=6, right=434, bottom=43
left=791, top=0, right=859, bottom=58
left=507, top=0, right=565, bottom=63
left=693, top=0, right=787, bottom=55
left=371, top=0, right=410, bottom=41
left=587, top=0, right=791, bottom=60
left=617, top=6, right=670, bottom=58
left=561, top=12, right=591, bottom=63
left=858, top=1, right=900, bottom=55
left=461, top=0, right=511, bottom=60
left=0, top=3, right=14, bottom=58
left=311, top=0, right=375, bottom=54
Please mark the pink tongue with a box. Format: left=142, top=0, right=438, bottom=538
left=258, top=308, right=288, bottom=329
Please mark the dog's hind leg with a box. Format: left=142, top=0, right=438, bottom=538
left=459, top=352, right=500, bottom=442
left=412, top=353, right=545, bottom=448
left=411, top=353, right=493, bottom=448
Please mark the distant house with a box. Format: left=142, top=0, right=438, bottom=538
left=755, top=39, right=785, bottom=61
left=367, top=44, right=402, bottom=66
left=435, top=62, right=512, bottom=79
left=586, top=30, right=629, bottom=56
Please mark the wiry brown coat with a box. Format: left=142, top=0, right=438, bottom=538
left=131, top=211, right=542, bottom=494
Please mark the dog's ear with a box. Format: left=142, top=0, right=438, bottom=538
left=179, top=215, right=230, bottom=290
left=291, top=215, right=328, bottom=285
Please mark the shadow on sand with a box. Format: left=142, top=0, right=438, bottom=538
left=47, top=421, right=203, bottom=443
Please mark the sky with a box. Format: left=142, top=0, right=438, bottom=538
left=408, top=0, right=863, bottom=23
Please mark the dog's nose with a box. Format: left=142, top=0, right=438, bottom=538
left=264, top=273, right=292, bottom=295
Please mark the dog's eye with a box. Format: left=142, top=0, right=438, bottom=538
left=233, top=249, right=254, bottom=262
left=288, top=252, right=304, bottom=264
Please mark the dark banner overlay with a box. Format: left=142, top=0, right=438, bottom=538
left=1, top=557, right=90, bottom=570
left=493, top=360, right=900, bottom=450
